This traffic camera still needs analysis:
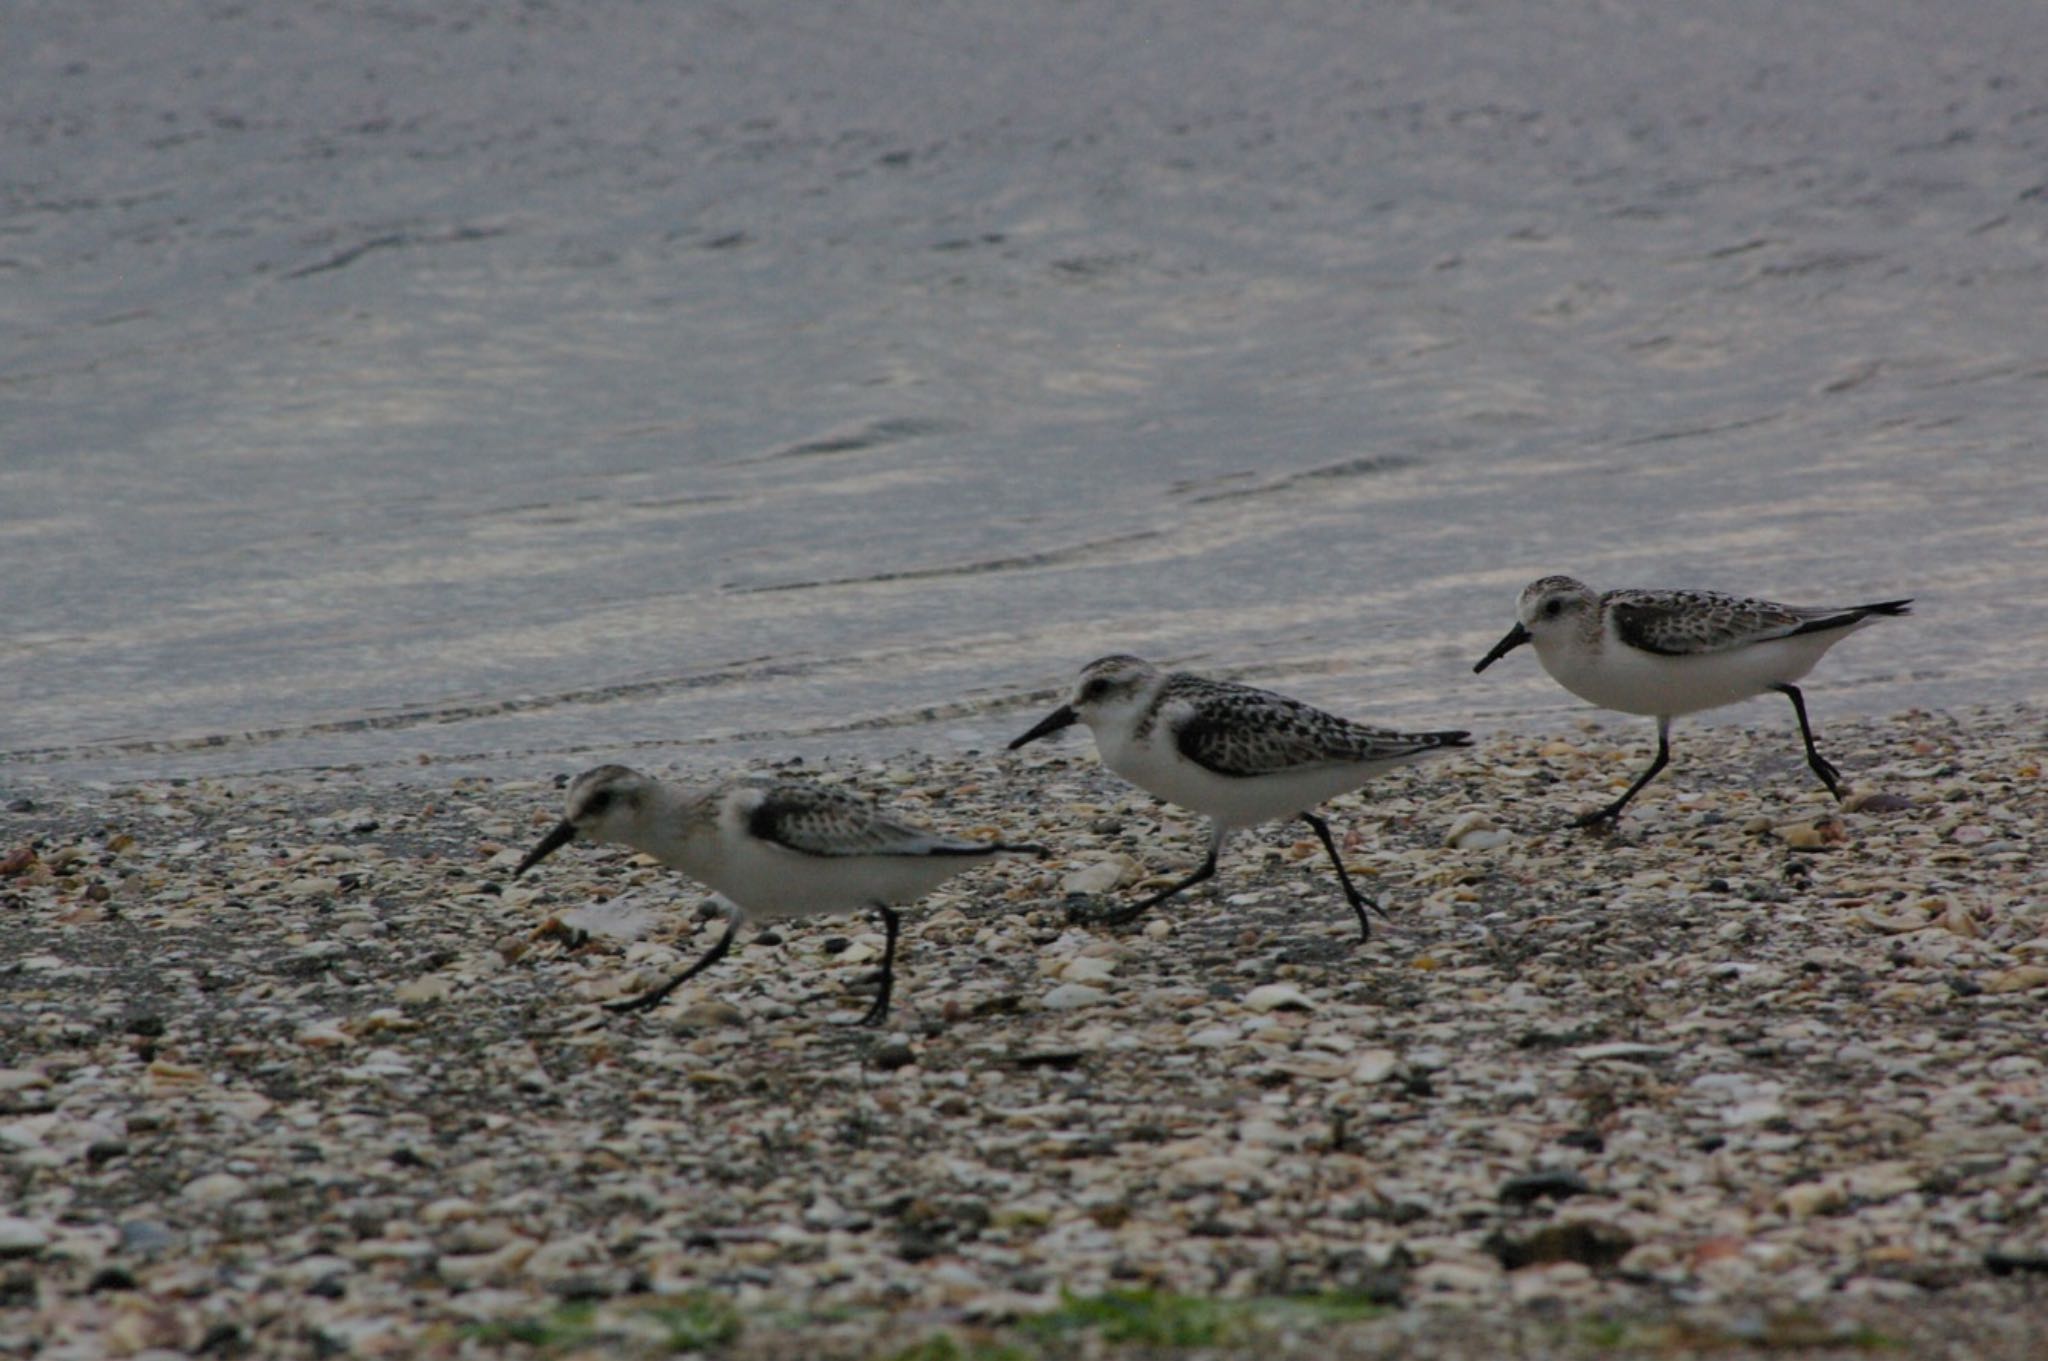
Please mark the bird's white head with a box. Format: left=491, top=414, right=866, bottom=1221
left=1475, top=575, right=1599, bottom=672
left=1008, top=653, right=1163, bottom=749
left=1066, top=654, right=1163, bottom=729
left=514, top=763, right=661, bottom=876
left=1518, top=575, right=1600, bottom=639
left=562, top=764, right=661, bottom=842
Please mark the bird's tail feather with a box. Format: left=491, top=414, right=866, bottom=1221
left=1785, top=598, right=1913, bottom=637
left=924, top=840, right=1050, bottom=858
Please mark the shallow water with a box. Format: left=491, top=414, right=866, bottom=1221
left=5, top=0, right=2046, bottom=787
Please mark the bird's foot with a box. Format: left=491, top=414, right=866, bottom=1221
left=1341, top=895, right=1383, bottom=942
left=1064, top=895, right=1147, bottom=930
left=602, top=988, right=671, bottom=1015
left=821, top=1002, right=893, bottom=1029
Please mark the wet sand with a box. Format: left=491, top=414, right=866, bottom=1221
left=7, top=0, right=2048, bottom=782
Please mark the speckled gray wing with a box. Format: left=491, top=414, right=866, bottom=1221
left=744, top=783, right=996, bottom=858
left=1166, top=676, right=1470, bottom=778
left=1608, top=589, right=1832, bottom=656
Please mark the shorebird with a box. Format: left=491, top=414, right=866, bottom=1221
left=514, top=764, right=1045, bottom=1023
left=1473, top=575, right=1911, bottom=825
left=1008, top=655, right=1470, bottom=935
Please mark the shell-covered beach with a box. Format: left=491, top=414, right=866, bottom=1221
left=9, top=0, right=2048, bottom=1354
left=5, top=707, right=2043, bottom=1358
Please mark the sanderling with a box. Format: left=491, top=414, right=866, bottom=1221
left=513, top=764, right=1046, bottom=1024
left=1474, top=575, right=1912, bottom=825
left=1008, top=655, right=1470, bottom=936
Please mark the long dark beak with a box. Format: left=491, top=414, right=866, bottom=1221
left=514, top=820, right=577, bottom=877
left=1008, top=703, right=1078, bottom=750
left=1473, top=622, right=1531, bottom=673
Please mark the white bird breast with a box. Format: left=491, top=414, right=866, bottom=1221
left=1538, top=629, right=1851, bottom=718
left=692, top=836, right=982, bottom=920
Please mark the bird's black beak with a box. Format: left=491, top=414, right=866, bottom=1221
left=1473, top=622, right=1531, bottom=674
left=514, top=820, right=577, bottom=877
left=1008, top=703, right=1078, bottom=750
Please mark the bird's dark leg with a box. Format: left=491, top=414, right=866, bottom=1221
left=604, top=904, right=739, bottom=1013
left=1075, top=825, right=1223, bottom=928
left=857, top=905, right=901, bottom=1027
left=1084, top=857, right=1218, bottom=927
left=1300, top=811, right=1383, bottom=939
left=1576, top=718, right=1672, bottom=828
left=1772, top=682, right=1843, bottom=798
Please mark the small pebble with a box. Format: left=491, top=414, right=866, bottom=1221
left=1061, top=856, right=1137, bottom=896
left=1243, top=982, right=1315, bottom=1013
left=180, top=1173, right=250, bottom=1205
left=1499, top=1169, right=1591, bottom=1205
left=0, top=1218, right=49, bottom=1258
left=1058, top=956, right=1118, bottom=984
left=871, top=1042, right=917, bottom=1071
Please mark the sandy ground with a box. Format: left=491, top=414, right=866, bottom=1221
left=2, top=705, right=2045, bottom=1358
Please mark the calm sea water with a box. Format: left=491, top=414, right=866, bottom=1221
left=6, top=0, right=2046, bottom=787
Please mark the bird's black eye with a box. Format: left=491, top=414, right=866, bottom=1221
left=584, top=790, right=613, bottom=816
left=1080, top=677, right=1110, bottom=702
left=1543, top=598, right=1564, bottom=618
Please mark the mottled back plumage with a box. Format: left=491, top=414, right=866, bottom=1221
left=1158, top=673, right=1469, bottom=777
left=1606, top=588, right=1911, bottom=657
left=742, top=782, right=1015, bottom=858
